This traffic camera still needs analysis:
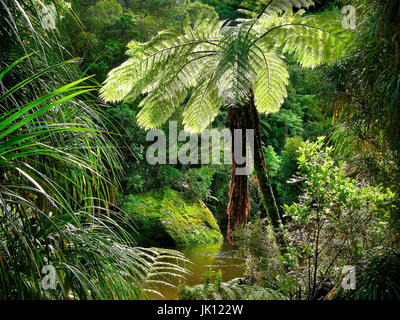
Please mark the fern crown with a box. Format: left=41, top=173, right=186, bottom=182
left=100, top=0, right=350, bottom=133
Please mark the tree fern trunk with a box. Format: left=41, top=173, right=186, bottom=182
left=248, top=90, right=288, bottom=254
left=227, top=106, right=250, bottom=243
left=226, top=96, right=288, bottom=252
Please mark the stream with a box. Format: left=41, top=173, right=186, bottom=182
left=151, top=240, right=245, bottom=300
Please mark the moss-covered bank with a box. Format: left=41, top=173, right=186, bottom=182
left=121, top=188, right=223, bottom=246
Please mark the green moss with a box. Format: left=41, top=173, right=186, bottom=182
left=122, top=188, right=223, bottom=246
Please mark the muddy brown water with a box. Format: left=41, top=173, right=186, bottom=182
left=149, top=240, right=245, bottom=300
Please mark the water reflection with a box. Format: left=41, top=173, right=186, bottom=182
left=179, top=241, right=244, bottom=286
left=150, top=240, right=244, bottom=300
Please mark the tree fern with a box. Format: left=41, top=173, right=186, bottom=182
left=101, top=5, right=349, bottom=133
left=254, top=9, right=350, bottom=68
left=100, top=3, right=351, bottom=246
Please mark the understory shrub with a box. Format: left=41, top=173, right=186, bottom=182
left=235, top=137, right=396, bottom=299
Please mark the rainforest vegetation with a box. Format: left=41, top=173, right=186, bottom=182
left=1, top=0, right=400, bottom=301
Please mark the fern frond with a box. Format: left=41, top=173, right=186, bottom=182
left=255, top=9, right=350, bottom=68
left=252, top=50, right=289, bottom=114
left=145, top=279, right=177, bottom=289
left=132, top=247, right=190, bottom=298
left=258, top=0, right=314, bottom=13
left=101, top=4, right=349, bottom=131
left=182, top=75, right=223, bottom=133
left=216, top=25, right=258, bottom=104
left=100, top=19, right=221, bottom=104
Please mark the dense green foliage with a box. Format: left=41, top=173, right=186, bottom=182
left=236, top=138, right=396, bottom=299
left=0, top=0, right=188, bottom=300
left=179, top=276, right=287, bottom=300
left=1, top=0, right=400, bottom=301
left=100, top=4, right=348, bottom=133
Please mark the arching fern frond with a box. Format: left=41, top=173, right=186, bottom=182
left=182, top=68, right=223, bottom=133
left=254, top=9, right=350, bottom=68
left=263, top=0, right=314, bottom=13
left=101, top=4, right=350, bottom=132
left=252, top=50, right=290, bottom=114
left=241, top=0, right=314, bottom=16
left=100, top=19, right=221, bottom=104
left=215, top=24, right=261, bottom=106
left=136, top=52, right=210, bottom=130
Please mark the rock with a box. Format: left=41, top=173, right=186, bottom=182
left=121, top=188, right=223, bottom=247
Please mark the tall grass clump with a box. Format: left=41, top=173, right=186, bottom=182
left=0, top=0, right=188, bottom=299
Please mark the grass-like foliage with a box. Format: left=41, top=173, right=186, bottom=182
left=0, top=55, right=189, bottom=300
left=0, top=0, right=188, bottom=300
